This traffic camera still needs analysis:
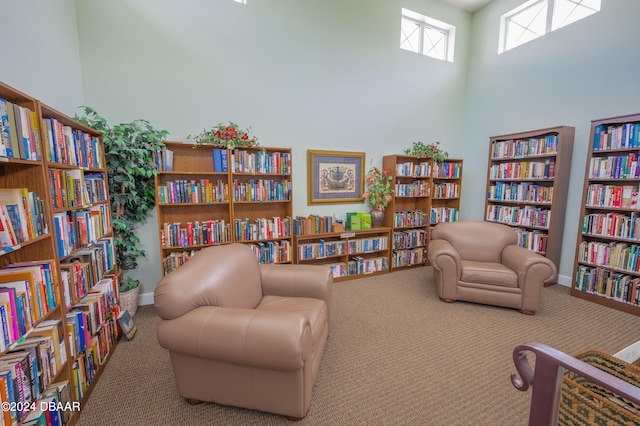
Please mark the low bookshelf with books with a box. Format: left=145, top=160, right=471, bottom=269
left=294, top=228, right=391, bottom=282
left=571, top=113, right=640, bottom=316
left=156, top=142, right=293, bottom=275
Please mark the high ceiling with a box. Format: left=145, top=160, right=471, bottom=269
left=440, top=0, right=494, bottom=13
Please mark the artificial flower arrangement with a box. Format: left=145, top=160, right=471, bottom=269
left=188, top=121, right=261, bottom=149
left=405, top=141, right=449, bottom=162
left=363, top=165, right=394, bottom=212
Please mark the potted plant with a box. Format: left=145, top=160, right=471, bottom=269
left=363, top=164, right=394, bottom=227
left=76, top=107, right=168, bottom=316
left=405, top=141, right=449, bottom=162
left=188, top=121, right=261, bottom=150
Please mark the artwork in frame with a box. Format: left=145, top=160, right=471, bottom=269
left=307, top=150, right=365, bottom=205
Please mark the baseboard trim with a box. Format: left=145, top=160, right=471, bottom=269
left=136, top=273, right=573, bottom=307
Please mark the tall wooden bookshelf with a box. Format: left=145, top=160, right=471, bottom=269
left=0, top=81, right=119, bottom=426
left=156, top=142, right=293, bottom=275
left=382, top=155, right=433, bottom=271
left=571, top=113, right=640, bottom=316
left=485, top=126, right=575, bottom=270
left=431, top=159, right=463, bottom=225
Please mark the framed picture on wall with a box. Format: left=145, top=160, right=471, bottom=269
left=307, top=150, right=365, bottom=205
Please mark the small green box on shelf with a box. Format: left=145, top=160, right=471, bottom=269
left=359, top=212, right=371, bottom=229
left=346, top=212, right=361, bottom=231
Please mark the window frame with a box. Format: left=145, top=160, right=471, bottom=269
left=401, top=8, right=456, bottom=63
left=498, top=0, right=600, bottom=54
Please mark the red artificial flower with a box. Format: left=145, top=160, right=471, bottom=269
left=241, top=133, right=248, bottom=140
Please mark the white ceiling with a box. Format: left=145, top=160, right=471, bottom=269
left=439, top=0, right=494, bottom=12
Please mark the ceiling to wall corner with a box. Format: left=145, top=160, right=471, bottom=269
left=439, top=0, right=494, bottom=12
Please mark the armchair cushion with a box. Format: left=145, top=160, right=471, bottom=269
left=461, top=260, right=518, bottom=287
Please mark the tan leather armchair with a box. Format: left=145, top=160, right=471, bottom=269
left=427, top=220, right=557, bottom=315
left=154, top=243, right=333, bottom=420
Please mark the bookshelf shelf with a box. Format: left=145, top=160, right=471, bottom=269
left=571, top=113, right=640, bottom=316
left=485, top=126, right=575, bottom=268
left=294, top=227, right=391, bottom=282
left=0, top=81, right=120, bottom=426
left=155, top=142, right=293, bottom=275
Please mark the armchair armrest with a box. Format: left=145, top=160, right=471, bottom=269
left=427, top=239, right=462, bottom=278
left=157, top=306, right=312, bottom=371
left=260, top=264, right=333, bottom=315
left=502, top=245, right=557, bottom=285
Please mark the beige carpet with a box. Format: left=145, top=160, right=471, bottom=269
left=77, top=267, right=640, bottom=425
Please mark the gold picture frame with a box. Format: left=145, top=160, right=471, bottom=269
left=307, top=149, right=365, bottom=205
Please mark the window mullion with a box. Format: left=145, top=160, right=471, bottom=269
left=545, top=0, right=554, bottom=33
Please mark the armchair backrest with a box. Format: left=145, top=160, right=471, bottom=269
left=154, top=244, right=263, bottom=320
left=430, top=220, right=518, bottom=263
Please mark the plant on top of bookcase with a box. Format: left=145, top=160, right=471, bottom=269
left=75, top=106, right=168, bottom=272
left=188, top=121, right=263, bottom=150
left=404, top=141, right=449, bottom=162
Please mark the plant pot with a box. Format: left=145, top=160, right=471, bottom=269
left=120, top=284, right=140, bottom=317
left=371, top=209, right=385, bottom=228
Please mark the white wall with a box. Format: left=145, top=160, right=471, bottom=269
left=72, top=0, right=472, bottom=294
left=463, top=0, right=640, bottom=281
left=0, top=0, right=84, bottom=113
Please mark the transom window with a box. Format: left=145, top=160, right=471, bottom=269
left=499, top=0, right=600, bottom=53
left=400, top=8, right=455, bottom=63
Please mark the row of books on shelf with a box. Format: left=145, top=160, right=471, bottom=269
left=0, top=98, right=41, bottom=161
left=292, top=215, right=333, bottom=235
left=433, top=161, right=462, bottom=178
left=391, top=247, right=425, bottom=268
left=395, top=181, right=428, bottom=197
left=232, top=179, right=291, bottom=202
left=593, top=122, right=640, bottom=151
left=0, top=261, right=62, bottom=346
left=234, top=217, right=293, bottom=242
left=157, top=179, right=228, bottom=204
left=42, top=117, right=104, bottom=169
left=582, top=212, right=640, bottom=240
left=575, top=265, right=640, bottom=306
left=0, top=189, right=47, bottom=250
left=246, top=240, right=291, bottom=264
left=50, top=170, right=108, bottom=209
left=430, top=208, right=458, bottom=224
left=212, top=148, right=229, bottom=172
left=298, top=236, right=389, bottom=260
left=488, top=182, right=553, bottom=205
left=489, top=160, right=555, bottom=180
left=161, top=220, right=231, bottom=248
left=162, top=249, right=199, bottom=275
left=53, top=206, right=111, bottom=257
left=578, top=240, right=640, bottom=274
left=326, top=256, right=388, bottom=279
left=230, top=149, right=291, bottom=175
left=432, top=183, right=459, bottom=198
left=0, top=319, right=72, bottom=426
left=392, top=229, right=426, bottom=250
left=514, top=229, right=548, bottom=255
left=490, top=135, right=558, bottom=159
left=156, top=146, right=174, bottom=172
left=585, top=184, right=639, bottom=209
left=485, top=205, right=551, bottom=228
left=393, top=210, right=427, bottom=229
left=395, top=162, right=431, bottom=178
left=60, top=240, right=116, bottom=308
left=589, top=152, right=640, bottom=180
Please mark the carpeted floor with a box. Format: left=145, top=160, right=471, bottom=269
left=77, top=267, right=640, bottom=425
